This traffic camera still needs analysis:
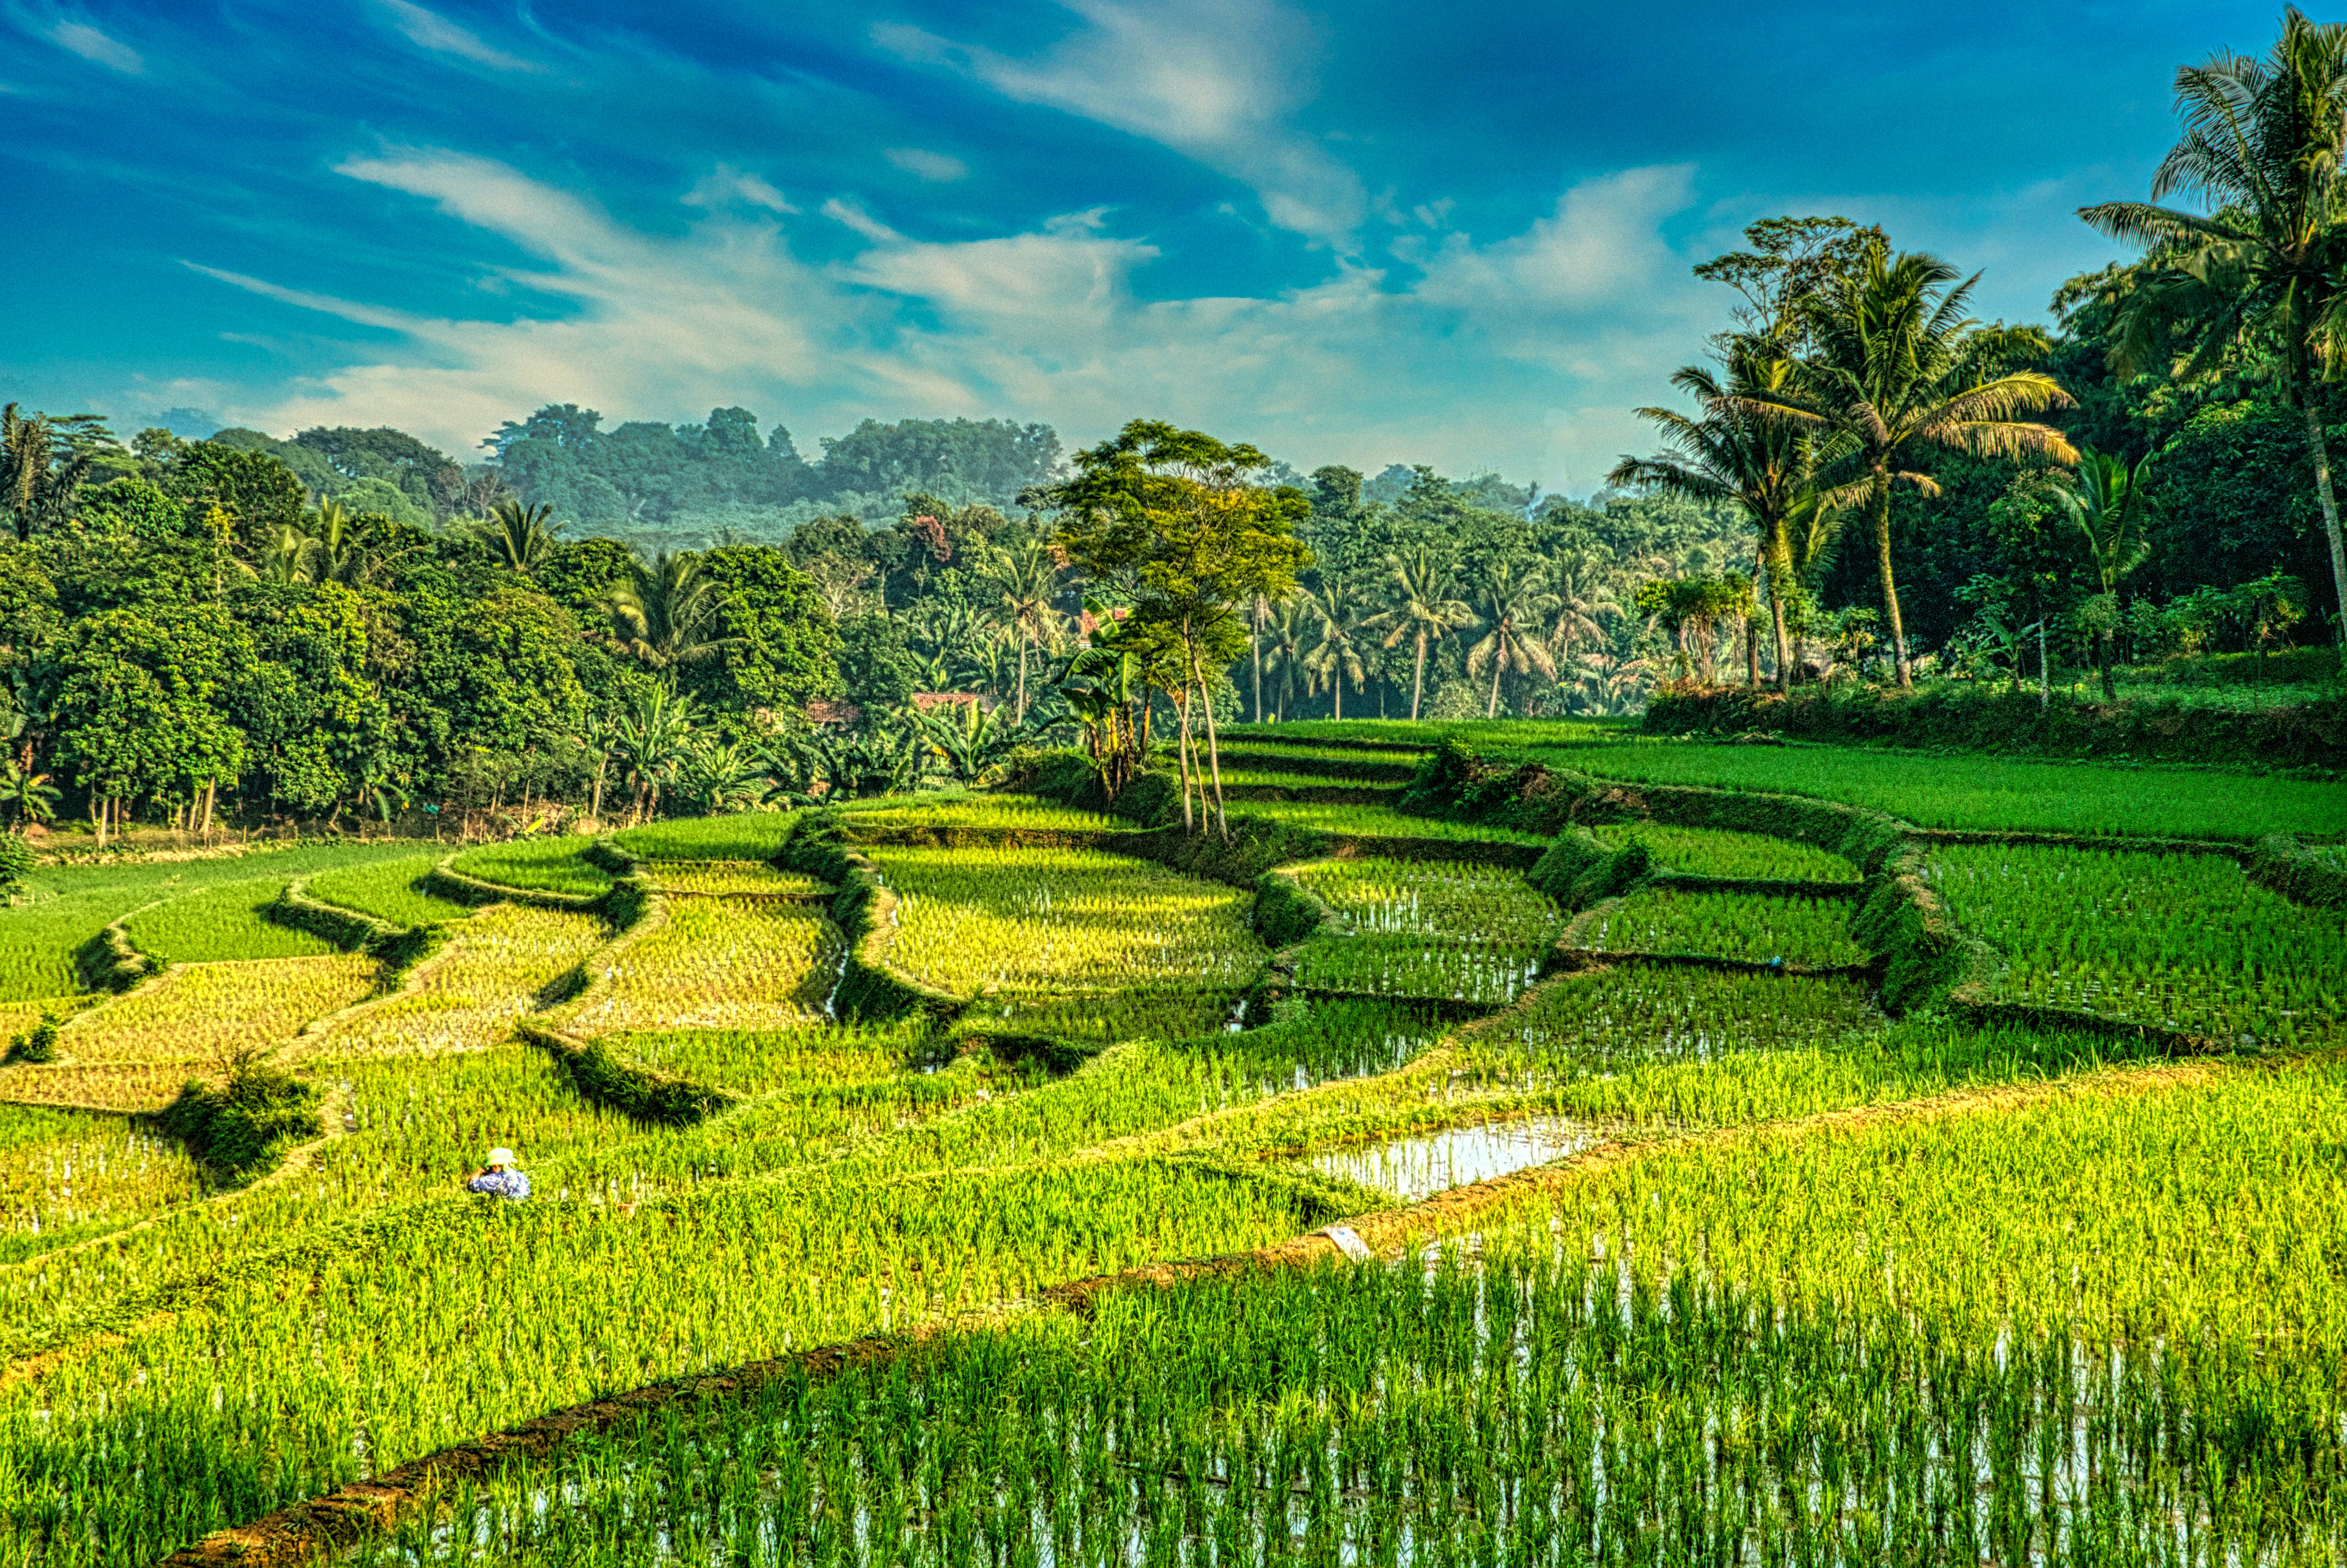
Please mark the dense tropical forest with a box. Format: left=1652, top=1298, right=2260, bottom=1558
left=0, top=9, right=2341, bottom=851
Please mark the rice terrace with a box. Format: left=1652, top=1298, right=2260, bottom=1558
left=7, top=3, right=2347, bottom=1566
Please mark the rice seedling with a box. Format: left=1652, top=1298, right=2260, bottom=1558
left=1234, top=797, right=1552, bottom=844
left=300, top=906, right=608, bottom=1062
left=0, top=841, right=426, bottom=1002
left=562, top=898, right=842, bottom=1034
left=1571, top=886, right=1870, bottom=967
left=1292, top=936, right=1549, bottom=1005
left=1928, top=843, right=2347, bottom=1043
left=449, top=836, right=613, bottom=896
left=1211, top=766, right=1405, bottom=792
left=601, top=1017, right=925, bottom=1099
left=612, top=813, right=798, bottom=861
left=0, top=955, right=377, bottom=1113
left=1290, top=855, right=1562, bottom=944
left=968, top=987, right=1241, bottom=1045
left=644, top=860, right=826, bottom=898
left=1598, top=821, right=1860, bottom=881
left=307, top=853, right=476, bottom=926
left=120, top=876, right=339, bottom=964
left=0, top=1107, right=205, bottom=1260
left=836, top=793, right=1117, bottom=832
left=869, top=845, right=1261, bottom=995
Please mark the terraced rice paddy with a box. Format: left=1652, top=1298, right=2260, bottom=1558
left=1571, top=886, right=1870, bottom=968
left=871, top=844, right=1261, bottom=995
left=449, top=836, right=613, bottom=896
left=562, top=895, right=840, bottom=1033
left=1223, top=798, right=1551, bottom=844
left=835, top=794, right=1117, bottom=832
left=0, top=735, right=2340, bottom=1568
left=1599, top=820, right=1860, bottom=881
left=302, top=904, right=609, bottom=1061
left=1927, top=842, right=2347, bottom=1045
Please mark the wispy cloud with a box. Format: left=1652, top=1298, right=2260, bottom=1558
left=47, top=19, right=143, bottom=74
left=203, top=150, right=1718, bottom=488
left=874, top=0, right=1363, bottom=244
left=374, top=0, right=545, bottom=73
left=884, top=147, right=968, bottom=183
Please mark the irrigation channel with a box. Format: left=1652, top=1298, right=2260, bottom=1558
left=0, top=730, right=2341, bottom=1566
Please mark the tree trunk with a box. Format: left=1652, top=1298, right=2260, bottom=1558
left=1486, top=654, right=1502, bottom=719
left=1191, top=644, right=1229, bottom=839
left=1765, top=529, right=1792, bottom=692
left=1332, top=673, right=1342, bottom=721
left=2300, top=395, right=2347, bottom=653
left=1410, top=633, right=1427, bottom=721
left=1872, top=469, right=1912, bottom=687
left=2037, top=614, right=2050, bottom=710
left=1174, top=688, right=1195, bottom=834
left=2098, top=629, right=2115, bottom=701
left=1251, top=598, right=1264, bottom=725
left=1015, top=639, right=1029, bottom=725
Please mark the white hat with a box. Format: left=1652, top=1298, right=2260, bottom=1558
left=487, top=1147, right=517, bottom=1167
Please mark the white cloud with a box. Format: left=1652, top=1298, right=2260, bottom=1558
left=885, top=147, right=969, bottom=183
left=873, top=0, right=1363, bottom=244
left=202, top=150, right=1727, bottom=491
left=48, top=19, right=142, bottom=74
left=683, top=165, right=796, bottom=213
left=375, top=0, right=545, bottom=73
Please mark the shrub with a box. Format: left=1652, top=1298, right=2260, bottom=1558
left=153, top=1048, right=322, bottom=1184
left=4, top=1011, right=59, bottom=1064
left=0, top=833, right=34, bottom=898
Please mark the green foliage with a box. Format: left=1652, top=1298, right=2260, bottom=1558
left=3, top=1010, right=58, bottom=1063
left=152, top=1055, right=322, bottom=1184
left=0, top=833, right=32, bottom=896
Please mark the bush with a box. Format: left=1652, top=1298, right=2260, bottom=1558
left=0, top=833, right=34, bottom=897
left=4, top=1011, right=59, bottom=1064
left=153, top=1051, right=322, bottom=1184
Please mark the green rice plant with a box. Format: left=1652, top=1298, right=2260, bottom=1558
left=1209, top=997, right=1445, bottom=1089
left=1212, top=767, right=1404, bottom=792
left=645, top=861, right=826, bottom=898
left=121, top=877, right=338, bottom=964
left=870, top=845, right=1261, bottom=995
left=1231, top=798, right=1551, bottom=844
left=0, top=1107, right=205, bottom=1261
left=1572, top=886, right=1870, bottom=967
left=300, top=906, right=608, bottom=1062
left=1292, top=936, right=1547, bottom=1005
left=968, top=987, right=1240, bottom=1045
left=836, top=793, right=1117, bottom=832
left=448, top=836, right=613, bottom=896
left=1599, top=821, right=1859, bottom=881
left=563, top=898, right=842, bottom=1034
left=1928, top=843, right=2347, bottom=1043
left=1289, top=855, right=1563, bottom=944
left=0, top=841, right=432, bottom=1003
left=306, top=854, right=474, bottom=927
left=601, top=1017, right=926, bottom=1099
left=0, top=955, right=378, bottom=1114
left=1467, top=967, right=1881, bottom=1072
left=612, top=813, right=798, bottom=861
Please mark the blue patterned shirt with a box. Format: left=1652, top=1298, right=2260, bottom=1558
left=467, top=1169, right=531, bottom=1200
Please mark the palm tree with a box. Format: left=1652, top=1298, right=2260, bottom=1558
left=253, top=523, right=318, bottom=585
left=307, top=500, right=403, bottom=588
left=606, top=686, right=701, bottom=823
left=0, top=406, right=89, bottom=542
left=1258, top=597, right=1311, bottom=721
left=1543, top=566, right=1620, bottom=668
left=1301, top=582, right=1370, bottom=720
left=1364, top=548, right=1476, bottom=720
left=1463, top=562, right=1558, bottom=718
left=2057, top=447, right=2156, bottom=697
left=604, top=551, right=733, bottom=671
left=1608, top=345, right=1820, bottom=689
left=2080, top=9, right=2347, bottom=651
left=974, top=541, right=1063, bottom=721
left=466, top=500, right=561, bottom=573
left=1743, top=247, right=2076, bottom=686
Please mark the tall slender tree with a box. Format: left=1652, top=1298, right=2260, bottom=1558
left=974, top=540, right=1063, bottom=722
left=2080, top=7, right=2347, bottom=650
left=1741, top=247, right=2076, bottom=685
left=467, top=500, right=562, bottom=574
left=1365, top=548, right=1475, bottom=720
left=1463, top=561, right=1558, bottom=718
left=1302, top=580, right=1370, bottom=720
left=604, top=551, right=732, bottom=671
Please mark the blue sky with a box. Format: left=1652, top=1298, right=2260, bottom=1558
left=0, top=0, right=2281, bottom=492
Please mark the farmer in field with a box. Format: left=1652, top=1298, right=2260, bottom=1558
left=467, top=1147, right=530, bottom=1200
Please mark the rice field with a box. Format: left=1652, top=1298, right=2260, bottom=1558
left=1570, top=886, right=1871, bottom=967
left=1226, top=798, right=1552, bottom=845
left=561, top=897, right=841, bottom=1035
left=0, top=760, right=2338, bottom=1568
left=449, top=835, right=613, bottom=895
left=1927, top=843, right=2347, bottom=1044
left=307, top=853, right=475, bottom=926
left=1598, top=821, right=1860, bottom=881
left=300, top=905, right=610, bottom=1061
left=836, top=794, right=1117, bottom=832
left=870, top=845, right=1261, bottom=995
